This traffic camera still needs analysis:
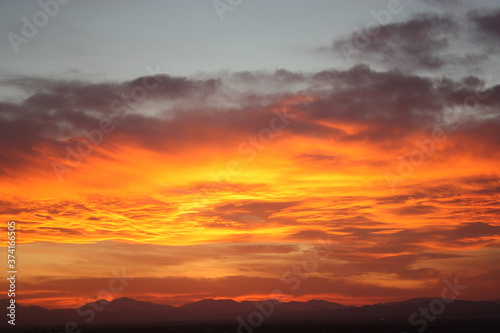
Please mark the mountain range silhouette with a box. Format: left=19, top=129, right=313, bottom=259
left=2, top=297, right=500, bottom=328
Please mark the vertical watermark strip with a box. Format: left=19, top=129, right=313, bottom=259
left=6, top=221, right=17, bottom=326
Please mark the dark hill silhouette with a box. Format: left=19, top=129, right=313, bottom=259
left=278, top=299, right=347, bottom=312
left=104, top=297, right=176, bottom=312
left=180, top=298, right=243, bottom=314
left=1, top=297, right=499, bottom=328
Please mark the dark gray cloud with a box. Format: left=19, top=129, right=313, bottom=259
left=332, top=14, right=457, bottom=70
left=331, top=9, right=500, bottom=72
left=470, top=8, right=500, bottom=40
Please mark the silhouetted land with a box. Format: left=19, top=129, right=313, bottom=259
left=2, top=297, right=499, bottom=332
left=4, top=319, right=500, bottom=333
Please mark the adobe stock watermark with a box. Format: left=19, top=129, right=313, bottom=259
left=339, top=0, right=412, bottom=60
left=179, top=104, right=296, bottom=220
left=236, top=236, right=336, bottom=333
left=401, top=277, right=467, bottom=333
left=180, top=98, right=311, bottom=221
left=51, top=64, right=163, bottom=182
left=213, top=0, right=243, bottom=21
left=58, top=267, right=134, bottom=333
left=6, top=221, right=17, bottom=326
left=385, top=79, right=495, bottom=191
left=210, top=104, right=298, bottom=182
left=7, top=0, right=72, bottom=54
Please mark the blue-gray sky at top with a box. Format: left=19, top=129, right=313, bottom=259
left=1, top=0, right=498, bottom=84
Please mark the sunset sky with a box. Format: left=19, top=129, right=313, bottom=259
left=0, top=0, right=499, bottom=309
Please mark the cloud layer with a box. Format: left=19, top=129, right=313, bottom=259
left=1, top=7, right=499, bottom=308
